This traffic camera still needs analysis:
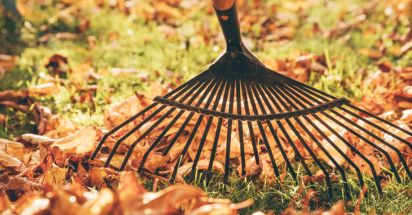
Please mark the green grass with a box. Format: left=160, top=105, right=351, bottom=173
left=2, top=0, right=412, bottom=213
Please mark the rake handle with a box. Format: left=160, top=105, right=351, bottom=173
left=212, top=0, right=234, bottom=10
left=213, top=0, right=243, bottom=51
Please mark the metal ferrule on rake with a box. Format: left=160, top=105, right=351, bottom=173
left=90, top=0, right=412, bottom=198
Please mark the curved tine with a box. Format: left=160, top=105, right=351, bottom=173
left=170, top=114, right=205, bottom=182
left=290, top=80, right=336, bottom=100
left=119, top=108, right=176, bottom=170
left=245, top=80, right=280, bottom=178
left=137, top=77, right=224, bottom=173
left=208, top=77, right=231, bottom=173
left=240, top=79, right=260, bottom=165
left=236, top=78, right=246, bottom=175
left=92, top=73, right=214, bottom=160
left=188, top=76, right=227, bottom=180
left=253, top=82, right=297, bottom=179
left=321, top=112, right=394, bottom=190
left=91, top=103, right=157, bottom=160
left=340, top=106, right=412, bottom=154
left=269, top=85, right=333, bottom=197
left=276, top=85, right=350, bottom=194
left=284, top=85, right=406, bottom=182
left=105, top=75, right=216, bottom=167
left=159, top=76, right=220, bottom=158
left=346, top=104, right=412, bottom=137
left=104, top=105, right=167, bottom=167
left=163, top=70, right=213, bottom=99
left=223, top=78, right=236, bottom=184
left=260, top=81, right=312, bottom=177
left=137, top=110, right=183, bottom=173
left=164, top=75, right=224, bottom=178
left=283, top=85, right=379, bottom=192
left=330, top=109, right=404, bottom=183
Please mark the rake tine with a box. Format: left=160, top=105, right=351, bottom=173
left=236, top=78, right=246, bottom=175
left=269, top=85, right=333, bottom=197
left=224, top=77, right=236, bottom=184
left=276, top=85, right=351, bottom=194
left=339, top=106, right=412, bottom=156
left=330, top=109, right=404, bottom=183
left=91, top=72, right=213, bottom=160
left=260, top=82, right=312, bottom=178
left=283, top=84, right=379, bottom=192
left=104, top=105, right=167, bottom=167
left=208, top=77, right=231, bottom=174
left=137, top=110, right=183, bottom=173
left=253, top=82, right=297, bottom=179
left=240, top=79, right=260, bottom=165
left=347, top=104, right=412, bottom=136
left=292, top=80, right=337, bottom=100
left=313, top=112, right=382, bottom=191
left=188, top=76, right=226, bottom=180
left=105, top=75, right=216, bottom=167
left=137, top=77, right=223, bottom=173
left=167, top=77, right=224, bottom=181
left=119, top=107, right=176, bottom=170
left=171, top=114, right=205, bottom=183
left=288, top=84, right=408, bottom=182
left=92, top=103, right=157, bottom=160
left=245, top=80, right=280, bottom=178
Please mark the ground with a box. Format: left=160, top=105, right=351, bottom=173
left=1, top=0, right=412, bottom=214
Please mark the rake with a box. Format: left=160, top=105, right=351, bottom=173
left=90, top=0, right=412, bottom=197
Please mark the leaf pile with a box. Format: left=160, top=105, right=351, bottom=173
left=0, top=171, right=254, bottom=214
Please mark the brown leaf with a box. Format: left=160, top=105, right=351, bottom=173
left=0, top=151, right=26, bottom=172
left=156, top=1, right=181, bottom=20
left=21, top=134, right=55, bottom=145
left=0, top=138, right=25, bottom=161
left=51, top=126, right=96, bottom=154
left=358, top=48, right=382, bottom=58
left=351, top=155, right=381, bottom=177
left=28, top=83, right=60, bottom=97
left=121, top=184, right=205, bottom=214
left=0, top=90, right=28, bottom=102
left=41, top=164, right=68, bottom=186
left=77, top=188, right=117, bottom=214
left=0, top=173, right=41, bottom=192
left=173, top=160, right=224, bottom=184
left=55, top=32, right=78, bottom=40
left=0, top=101, right=29, bottom=112
left=263, top=58, right=287, bottom=72
left=401, top=109, right=412, bottom=124
left=44, top=54, right=69, bottom=74
left=0, top=191, right=12, bottom=213
left=377, top=61, right=392, bottom=73
left=88, top=166, right=106, bottom=188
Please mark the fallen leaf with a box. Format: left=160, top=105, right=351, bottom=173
left=28, top=83, right=60, bottom=97
left=41, top=164, right=68, bottom=185
left=0, top=151, right=26, bottom=172
left=358, top=48, right=382, bottom=58
left=0, top=173, right=40, bottom=192
left=51, top=126, right=96, bottom=154
left=21, top=134, right=55, bottom=144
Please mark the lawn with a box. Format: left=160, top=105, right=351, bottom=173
left=1, top=0, right=412, bottom=214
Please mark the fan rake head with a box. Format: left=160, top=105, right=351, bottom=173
left=90, top=0, right=412, bottom=198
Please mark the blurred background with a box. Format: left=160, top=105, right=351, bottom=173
left=0, top=0, right=412, bottom=139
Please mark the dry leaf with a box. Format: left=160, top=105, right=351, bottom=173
left=51, top=126, right=96, bottom=154
left=28, top=83, right=60, bottom=97
left=41, top=164, right=68, bottom=185
left=0, top=151, right=26, bottom=172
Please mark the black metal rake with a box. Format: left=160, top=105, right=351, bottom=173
left=90, top=0, right=412, bottom=197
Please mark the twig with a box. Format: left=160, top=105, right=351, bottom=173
left=153, top=178, right=159, bottom=192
